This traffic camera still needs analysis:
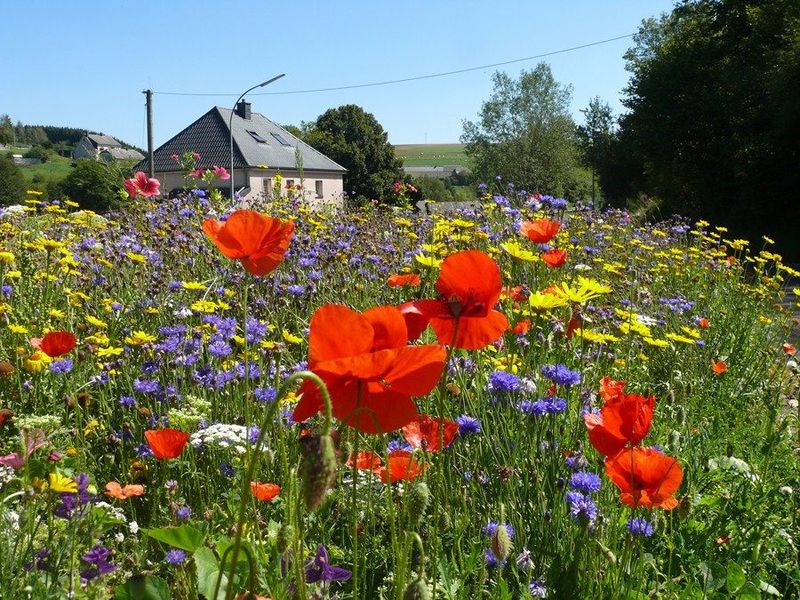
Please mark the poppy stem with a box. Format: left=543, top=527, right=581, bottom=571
left=351, top=383, right=362, bottom=600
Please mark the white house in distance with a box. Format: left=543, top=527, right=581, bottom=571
left=135, top=102, right=346, bottom=204
left=73, top=133, right=144, bottom=162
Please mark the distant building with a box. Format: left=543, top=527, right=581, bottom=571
left=403, top=165, right=470, bottom=180
left=73, top=134, right=144, bottom=162
left=135, top=102, right=346, bottom=205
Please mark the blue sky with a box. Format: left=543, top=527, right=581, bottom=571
left=1, top=0, right=675, bottom=147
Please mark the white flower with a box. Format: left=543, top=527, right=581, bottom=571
left=115, top=532, right=125, bottom=543
left=129, top=521, right=140, bottom=534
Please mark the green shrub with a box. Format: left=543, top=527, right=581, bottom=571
left=0, top=154, right=25, bottom=206
left=60, top=160, right=123, bottom=212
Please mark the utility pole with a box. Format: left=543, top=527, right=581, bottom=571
left=143, top=90, right=154, bottom=178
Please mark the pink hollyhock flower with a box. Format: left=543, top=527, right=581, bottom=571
left=191, top=152, right=201, bottom=161
left=212, top=165, right=230, bottom=180
left=124, top=172, right=161, bottom=198
left=170, top=153, right=179, bottom=161
left=0, top=429, right=47, bottom=470
left=189, top=167, right=206, bottom=178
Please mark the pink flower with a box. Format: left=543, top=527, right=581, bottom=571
left=170, top=153, right=179, bottom=161
left=191, top=152, right=201, bottom=161
left=189, top=167, right=206, bottom=178
left=212, top=165, right=230, bottom=180
left=0, top=429, right=47, bottom=470
left=124, top=172, right=161, bottom=198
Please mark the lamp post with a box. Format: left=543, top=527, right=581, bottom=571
left=229, top=74, right=285, bottom=202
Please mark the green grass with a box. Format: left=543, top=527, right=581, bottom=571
left=1, top=146, right=74, bottom=183
left=394, top=143, right=471, bottom=167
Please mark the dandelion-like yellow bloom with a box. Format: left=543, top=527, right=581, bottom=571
left=554, top=277, right=612, bottom=304
left=96, top=346, right=124, bottom=358
left=125, top=331, right=157, bottom=346
left=86, top=315, right=108, bottom=329
left=282, top=330, right=303, bottom=345
left=501, top=240, right=538, bottom=263
left=126, top=252, right=147, bottom=264
left=49, top=472, right=77, bottom=494
left=528, top=291, right=569, bottom=311
left=181, top=281, right=207, bottom=291
left=0, top=251, right=15, bottom=265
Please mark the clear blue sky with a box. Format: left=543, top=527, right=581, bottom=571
left=1, top=0, right=676, bottom=147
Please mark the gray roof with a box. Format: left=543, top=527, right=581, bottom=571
left=101, top=147, right=145, bottom=160
left=136, top=106, right=346, bottom=173
left=87, top=134, right=122, bottom=148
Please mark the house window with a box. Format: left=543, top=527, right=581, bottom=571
left=271, top=132, right=292, bottom=146
left=247, top=130, right=268, bottom=143
left=315, top=180, right=323, bottom=199
left=263, top=178, right=271, bottom=198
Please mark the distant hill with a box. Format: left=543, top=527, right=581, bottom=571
left=394, top=143, right=469, bottom=167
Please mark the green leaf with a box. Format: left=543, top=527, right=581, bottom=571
left=737, top=583, right=760, bottom=600
left=194, top=547, right=227, bottom=600
left=698, top=562, right=727, bottom=591
left=146, top=524, right=204, bottom=553
left=114, top=575, right=171, bottom=600
left=759, top=580, right=782, bottom=596
left=726, top=561, right=746, bottom=592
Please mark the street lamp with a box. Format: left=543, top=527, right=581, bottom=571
left=229, top=74, right=285, bottom=202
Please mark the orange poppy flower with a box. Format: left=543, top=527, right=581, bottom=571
left=698, top=318, right=710, bottom=329
left=144, top=428, right=189, bottom=459
left=513, top=319, right=531, bottom=335
left=292, top=305, right=446, bottom=434
left=250, top=481, right=281, bottom=501
left=413, top=250, right=509, bottom=350
left=711, top=359, right=727, bottom=375
left=565, top=315, right=581, bottom=339
left=605, top=447, right=683, bottom=510
left=520, top=219, right=561, bottom=244
left=397, top=302, right=430, bottom=342
left=30, top=331, right=77, bottom=358
left=401, top=415, right=458, bottom=452
left=599, top=376, right=627, bottom=403
left=375, top=450, right=426, bottom=484
left=781, top=342, right=796, bottom=355
left=202, top=210, right=295, bottom=277
left=584, top=392, right=655, bottom=458
left=501, top=286, right=527, bottom=302
left=541, top=248, right=567, bottom=268
left=387, top=273, right=421, bottom=288
left=347, top=450, right=383, bottom=470
left=105, top=481, right=145, bottom=499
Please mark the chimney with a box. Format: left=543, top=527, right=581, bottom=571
left=235, top=101, right=251, bottom=120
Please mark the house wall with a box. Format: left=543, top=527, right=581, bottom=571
left=72, top=137, right=97, bottom=161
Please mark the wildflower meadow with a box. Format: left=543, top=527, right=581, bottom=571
left=0, top=172, right=798, bottom=600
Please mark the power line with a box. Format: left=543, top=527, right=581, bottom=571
left=153, top=33, right=633, bottom=97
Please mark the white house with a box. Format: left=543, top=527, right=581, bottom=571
left=73, top=134, right=144, bottom=162
left=135, top=102, right=346, bottom=205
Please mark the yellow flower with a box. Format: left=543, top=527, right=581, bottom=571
left=0, top=251, right=15, bottom=265
left=642, top=337, right=670, bottom=348
left=49, top=472, right=77, bottom=494
left=501, top=240, right=537, bottom=262
left=84, top=418, right=102, bottom=437
left=145, top=307, right=160, bottom=315
left=49, top=309, right=67, bottom=319
left=126, top=252, right=147, bottom=264
left=26, top=189, right=43, bottom=196
left=6, top=270, right=21, bottom=280
left=96, top=346, right=124, bottom=358
left=38, top=239, right=65, bottom=252
left=573, top=328, right=619, bottom=345
left=86, top=315, right=108, bottom=329
left=190, top=300, right=218, bottom=314
left=8, top=324, right=29, bottom=334
left=415, top=253, right=442, bottom=269
left=24, top=351, right=51, bottom=373
left=528, top=291, right=569, bottom=311
left=555, top=277, right=612, bottom=304
left=665, top=332, right=697, bottom=345
left=64, top=199, right=80, bottom=208
left=282, top=330, right=303, bottom=345
left=181, top=281, right=207, bottom=291
left=124, top=331, right=157, bottom=346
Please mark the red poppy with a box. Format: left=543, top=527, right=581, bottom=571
left=397, top=302, right=430, bottom=341
left=144, top=428, right=189, bottom=459
left=124, top=172, right=161, bottom=198
left=513, top=319, right=531, bottom=335
left=250, top=481, right=281, bottom=501
left=387, top=273, right=421, bottom=288
left=105, top=481, right=145, bottom=500
left=413, top=250, right=509, bottom=350
left=584, top=392, right=655, bottom=458
left=375, top=450, right=426, bottom=484
left=599, top=377, right=627, bottom=403
left=698, top=318, right=710, bottom=329
left=203, top=210, right=295, bottom=277
left=0, top=408, right=12, bottom=427
left=565, top=314, right=581, bottom=340
left=292, top=305, right=446, bottom=434
left=711, top=359, right=727, bottom=375
left=31, top=331, right=77, bottom=358
left=605, top=447, right=683, bottom=510
left=501, top=286, right=527, bottom=302
left=541, top=248, right=567, bottom=268
left=402, top=415, right=458, bottom=452
left=783, top=342, right=797, bottom=355
left=520, top=219, right=560, bottom=244
left=347, top=451, right=382, bottom=470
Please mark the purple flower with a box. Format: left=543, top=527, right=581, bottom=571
left=487, top=370, right=521, bottom=394
left=304, top=545, right=351, bottom=583
left=541, top=364, right=581, bottom=386
left=517, top=397, right=567, bottom=416
left=565, top=491, right=598, bottom=526
left=569, top=471, right=601, bottom=494
left=529, top=580, right=548, bottom=597
left=484, top=548, right=504, bottom=567
left=455, top=414, right=481, bottom=436
left=119, top=395, right=136, bottom=408
left=165, top=549, right=187, bottom=565
left=48, top=358, right=73, bottom=374
left=175, top=506, right=192, bottom=521
left=254, top=387, right=277, bottom=403
left=80, top=545, right=116, bottom=583
left=626, top=517, right=654, bottom=537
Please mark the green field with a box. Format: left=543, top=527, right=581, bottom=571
left=394, top=143, right=470, bottom=167
left=1, top=146, right=74, bottom=183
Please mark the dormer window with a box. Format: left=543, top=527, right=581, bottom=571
left=271, top=132, right=292, bottom=146
left=247, top=130, right=268, bottom=143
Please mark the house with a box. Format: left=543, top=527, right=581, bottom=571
left=134, top=102, right=346, bottom=205
left=73, top=133, right=144, bottom=162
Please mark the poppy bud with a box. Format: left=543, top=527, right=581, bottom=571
left=491, top=525, right=513, bottom=563
left=0, top=361, right=14, bottom=378
left=406, top=482, right=430, bottom=526
left=276, top=523, right=294, bottom=554
left=299, top=433, right=338, bottom=512
left=403, top=576, right=431, bottom=600
left=445, top=383, right=461, bottom=397
left=669, top=430, right=681, bottom=449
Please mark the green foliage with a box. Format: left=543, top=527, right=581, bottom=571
left=114, top=575, right=171, bottom=600
left=146, top=524, right=204, bottom=552
left=24, top=145, right=51, bottom=163
left=0, top=154, right=25, bottom=206
left=461, top=64, right=581, bottom=196
left=608, top=0, right=800, bottom=257
left=60, top=159, right=124, bottom=212
left=0, top=114, right=13, bottom=145
left=304, top=104, right=405, bottom=202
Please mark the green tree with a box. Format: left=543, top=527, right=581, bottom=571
left=577, top=97, right=615, bottom=203
left=60, top=160, right=123, bottom=212
left=0, top=115, right=13, bottom=146
left=612, top=0, right=800, bottom=255
left=0, top=155, right=25, bottom=206
left=461, top=63, right=580, bottom=197
left=303, top=105, right=405, bottom=202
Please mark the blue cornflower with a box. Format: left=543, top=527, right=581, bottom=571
left=387, top=439, right=413, bottom=453
left=174, top=506, right=192, bottom=521
left=517, top=397, right=567, bottom=416
left=487, top=370, right=521, bottom=394
left=484, top=548, right=504, bottom=568
left=483, top=521, right=514, bottom=538
left=565, top=491, right=598, bottom=525
left=207, top=340, right=232, bottom=358
left=48, top=359, right=73, bottom=374
left=455, top=415, right=481, bottom=436
left=529, top=580, right=548, bottom=597
left=626, top=517, right=654, bottom=537
left=165, top=549, right=187, bottom=565
left=254, top=387, right=277, bottom=403
left=569, top=471, right=602, bottom=494
left=541, top=364, right=581, bottom=386
left=133, top=378, right=161, bottom=395
left=219, top=461, right=235, bottom=478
